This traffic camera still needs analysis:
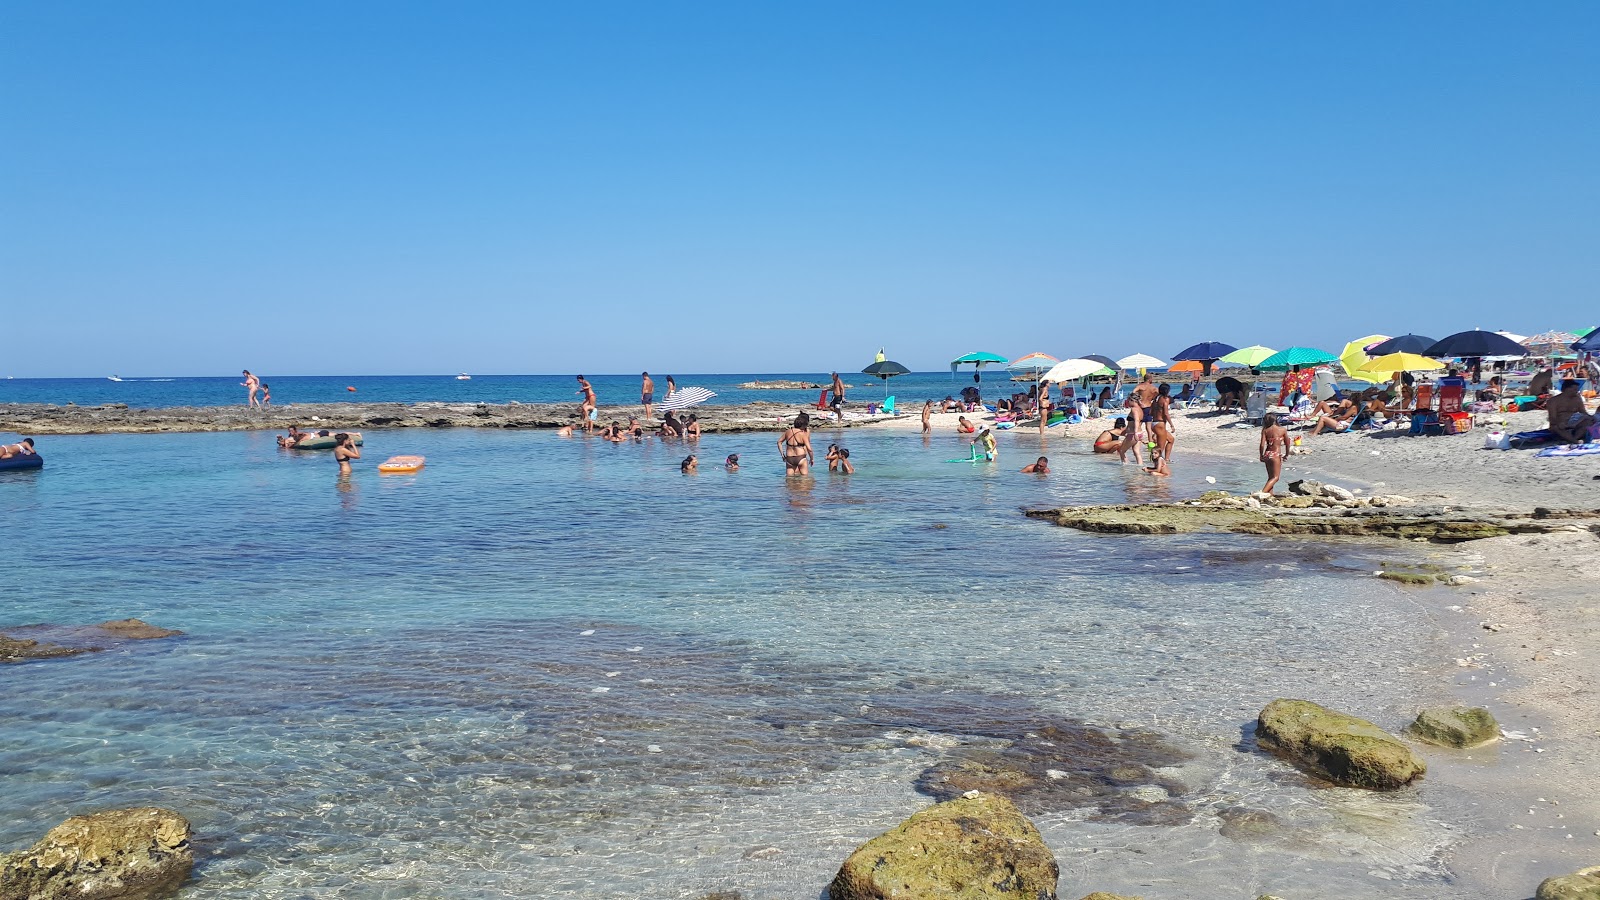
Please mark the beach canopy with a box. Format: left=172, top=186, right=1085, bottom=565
left=1257, top=347, right=1339, bottom=371
left=1358, top=353, right=1445, bottom=375
left=1043, top=358, right=1113, bottom=382
left=1006, top=352, right=1059, bottom=372
left=1339, top=335, right=1390, bottom=384
left=1425, top=330, right=1528, bottom=359
left=1523, top=331, right=1580, bottom=356
left=950, top=351, right=1008, bottom=381
left=657, top=387, right=716, bottom=411
left=1116, top=353, right=1166, bottom=370
left=1218, top=345, right=1275, bottom=367
left=1366, top=334, right=1436, bottom=355
left=861, top=360, right=911, bottom=397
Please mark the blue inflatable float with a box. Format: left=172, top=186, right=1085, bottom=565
left=0, top=453, right=43, bottom=471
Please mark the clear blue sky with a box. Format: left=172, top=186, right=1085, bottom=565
left=2, top=2, right=1595, bottom=377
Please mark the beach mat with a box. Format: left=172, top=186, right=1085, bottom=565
left=1535, top=443, right=1600, bottom=458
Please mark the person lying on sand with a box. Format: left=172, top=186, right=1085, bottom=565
left=1548, top=380, right=1596, bottom=443
left=1309, top=401, right=1359, bottom=436
left=1093, top=419, right=1126, bottom=453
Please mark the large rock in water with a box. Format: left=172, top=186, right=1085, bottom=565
left=0, top=807, right=193, bottom=900
left=1255, top=699, right=1426, bottom=790
left=1538, top=866, right=1600, bottom=899
left=828, top=793, right=1058, bottom=900
left=1405, top=706, right=1499, bottom=748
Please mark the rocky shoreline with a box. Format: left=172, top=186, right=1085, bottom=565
left=0, top=401, right=900, bottom=436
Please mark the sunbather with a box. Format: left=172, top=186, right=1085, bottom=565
left=1547, top=380, right=1596, bottom=443
left=1309, top=402, right=1358, bottom=436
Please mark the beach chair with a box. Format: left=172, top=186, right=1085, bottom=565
left=1437, top=378, right=1465, bottom=415
left=1244, top=390, right=1268, bottom=425
left=880, top=396, right=896, bottom=415
left=815, top=390, right=829, bottom=410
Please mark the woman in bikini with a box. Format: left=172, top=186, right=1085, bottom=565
left=1259, top=413, right=1290, bottom=495
left=778, top=412, right=814, bottom=476
left=1149, top=383, right=1175, bottom=461
left=333, top=433, right=361, bottom=476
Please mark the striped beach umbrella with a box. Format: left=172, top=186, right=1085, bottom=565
left=657, top=387, right=716, bottom=411
left=1257, top=347, right=1339, bottom=371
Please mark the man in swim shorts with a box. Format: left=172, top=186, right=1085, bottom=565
left=1021, top=456, right=1049, bottom=474
left=641, top=372, right=655, bottom=419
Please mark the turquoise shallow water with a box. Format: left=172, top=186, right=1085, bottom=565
left=2, top=427, right=1476, bottom=898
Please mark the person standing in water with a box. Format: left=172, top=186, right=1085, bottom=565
left=242, top=370, right=261, bottom=408
left=1259, top=413, right=1290, bottom=495
left=640, top=372, right=655, bottom=420
left=972, top=426, right=997, bottom=461
left=334, top=433, right=361, bottom=475
left=921, top=400, right=932, bottom=434
left=778, top=412, right=814, bottom=476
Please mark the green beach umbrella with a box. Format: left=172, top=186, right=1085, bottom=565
left=1257, top=347, right=1339, bottom=371
left=950, top=350, right=1009, bottom=383
left=1219, top=345, right=1276, bottom=367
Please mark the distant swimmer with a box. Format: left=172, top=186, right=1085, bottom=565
left=242, top=370, right=261, bottom=408
left=333, top=433, right=361, bottom=475
left=724, top=453, right=740, bottom=471
left=1093, top=418, right=1127, bottom=453
left=834, top=447, right=853, bottom=474
left=660, top=411, right=683, bottom=438
left=778, top=412, right=814, bottom=476
left=680, top=454, right=698, bottom=474
left=601, top=421, right=625, bottom=442
left=627, top=417, right=645, bottom=439
left=1021, top=456, right=1049, bottom=474
left=0, top=437, right=36, bottom=458
left=556, top=422, right=576, bottom=437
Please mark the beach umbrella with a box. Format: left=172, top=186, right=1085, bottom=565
left=1366, top=334, right=1436, bottom=355
left=861, top=360, right=911, bottom=397
left=1257, top=347, right=1339, bottom=371
left=1425, top=330, right=1528, bottom=359
left=1079, top=354, right=1119, bottom=371
left=1006, top=352, right=1058, bottom=373
left=1169, top=360, right=1206, bottom=373
left=1116, top=353, right=1166, bottom=370
left=1042, top=358, right=1113, bottom=383
left=1357, top=353, right=1445, bottom=375
left=657, top=387, right=716, bottom=411
left=1523, top=331, right=1580, bottom=356
left=1572, top=325, right=1596, bottom=338
left=1494, top=330, right=1528, bottom=344
left=1171, top=341, right=1237, bottom=376
left=1218, top=345, right=1276, bottom=367
left=1339, top=335, right=1390, bottom=384
left=1573, top=331, right=1600, bottom=353
left=950, top=351, right=1008, bottom=382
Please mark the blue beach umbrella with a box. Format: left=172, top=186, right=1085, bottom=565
left=1171, top=341, right=1238, bottom=376
left=1366, top=334, right=1436, bottom=356
left=1424, top=330, right=1528, bottom=359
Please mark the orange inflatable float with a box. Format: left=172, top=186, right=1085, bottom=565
left=377, top=455, right=425, bottom=474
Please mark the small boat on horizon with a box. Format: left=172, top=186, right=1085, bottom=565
left=107, top=375, right=124, bottom=382
left=456, top=373, right=471, bottom=380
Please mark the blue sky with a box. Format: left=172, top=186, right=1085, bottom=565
left=2, top=2, right=1595, bottom=377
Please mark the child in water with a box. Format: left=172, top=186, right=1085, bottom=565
left=680, top=455, right=697, bottom=474
left=724, top=454, right=739, bottom=471
left=972, top=427, right=997, bottom=461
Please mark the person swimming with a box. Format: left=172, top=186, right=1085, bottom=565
left=680, top=454, right=698, bottom=474
left=1021, top=456, right=1049, bottom=474
left=724, top=453, right=740, bottom=471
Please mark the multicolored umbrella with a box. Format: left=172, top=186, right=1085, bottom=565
left=1339, top=335, right=1390, bottom=384
left=1257, top=347, right=1339, bottom=371
left=1523, top=331, right=1580, bottom=357
left=1006, top=352, right=1059, bottom=372
left=1218, top=345, right=1276, bottom=367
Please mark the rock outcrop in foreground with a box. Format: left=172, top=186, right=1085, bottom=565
left=1538, top=865, right=1600, bottom=899
left=0, top=807, right=193, bottom=900
left=0, top=619, right=183, bottom=663
left=1255, top=699, right=1426, bottom=790
left=829, top=792, right=1058, bottom=900
left=1405, top=706, right=1499, bottom=748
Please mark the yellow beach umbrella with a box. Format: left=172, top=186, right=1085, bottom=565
left=1339, top=334, right=1390, bottom=384
left=1358, top=352, right=1445, bottom=375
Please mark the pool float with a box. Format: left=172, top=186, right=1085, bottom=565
left=378, top=455, right=426, bottom=473
left=0, top=453, right=42, bottom=471
left=289, top=432, right=363, bottom=450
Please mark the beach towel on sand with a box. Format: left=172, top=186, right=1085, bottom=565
left=1535, top=443, right=1600, bottom=458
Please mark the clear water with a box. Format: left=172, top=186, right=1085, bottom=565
left=1, top=427, right=1480, bottom=898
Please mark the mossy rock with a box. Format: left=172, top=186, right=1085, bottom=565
left=1538, top=866, right=1600, bottom=900
left=828, top=793, right=1058, bottom=900
left=1255, top=699, right=1425, bottom=790
left=1378, top=571, right=1438, bottom=586
left=1405, top=706, right=1498, bottom=748
left=0, top=807, right=193, bottom=900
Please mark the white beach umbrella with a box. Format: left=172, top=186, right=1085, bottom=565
left=1116, top=353, right=1166, bottom=370
left=1042, top=358, right=1112, bottom=383
left=657, top=387, right=716, bottom=411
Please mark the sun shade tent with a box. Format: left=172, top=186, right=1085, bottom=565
left=1218, top=346, right=1276, bottom=367
left=861, top=360, right=911, bottom=397
left=1256, top=347, right=1339, bottom=371
left=1424, top=330, right=1530, bottom=359
left=1171, top=341, right=1238, bottom=376
left=950, top=351, right=1009, bottom=383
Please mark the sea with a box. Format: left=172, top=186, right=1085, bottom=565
left=0, top=386, right=1517, bottom=898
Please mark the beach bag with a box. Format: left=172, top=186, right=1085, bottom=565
left=1483, top=430, right=1510, bottom=450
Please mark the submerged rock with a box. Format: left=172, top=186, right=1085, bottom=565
left=1405, top=706, right=1499, bottom=748
left=0, top=807, right=193, bottom=900
left=1255, top=699, right=1425, bottom=790
left=0, top=619, right=183, bottom=664
left=0, top=635, right=83, bottom=663
left=828, top=793, right=1058, bottom=900
left=96, top=619, right=183, bottom=640
left=1537, top=866, right=1600, bottom=899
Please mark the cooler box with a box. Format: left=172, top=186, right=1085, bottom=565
left=1442, top=412, right=1472, bottom=435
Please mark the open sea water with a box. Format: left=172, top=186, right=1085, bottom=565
left=1, top=426, right=1486, bottom=898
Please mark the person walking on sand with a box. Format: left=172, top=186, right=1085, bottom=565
left=921, top=400, right=932, bottom=434
left=1259, top=413, right=1290, bottom=495
left=778, top=412, right=814, bottom=476
left=333, top=432, right=361, bottom=476
left=242, top=370, right=261, bottom=408
left=640, top=372, right=655, bottom=419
